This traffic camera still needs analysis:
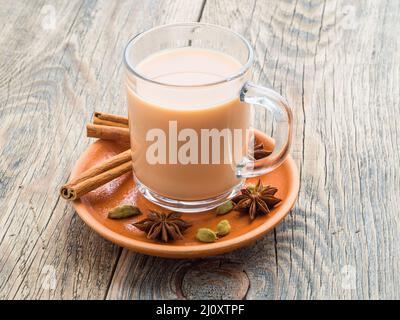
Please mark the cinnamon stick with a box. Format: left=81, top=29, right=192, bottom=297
left=93, top=112, right=129, bottom=128
left=60, top=150, right=132, bottom=200
left=60, top=115, right=131, bottom=201
left=86, top=123, right=130, bottom=142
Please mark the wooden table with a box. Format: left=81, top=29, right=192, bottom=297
left=1, top=0, right=399, bottom=300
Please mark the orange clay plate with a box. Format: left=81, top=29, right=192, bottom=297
left=71, top=139, right=299, bottom=259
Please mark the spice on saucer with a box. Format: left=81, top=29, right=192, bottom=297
left=93, top=111, right=129, bottom=128
left=249, top=136, right=273, bottom=160
left=60, top=149, right=132, bottom=201
left=196, top=219, right=231, bottom=243
left=196, top=228, right=218, bottom=243
left=108, top=205, right=141, bottom=219
left=216, top=219, right=231, bottom=237
left=232, top=179, right=281, bottom=220
left=215, top=200, right=234, bottom=215
left=132, top=211, right=191, bottom=243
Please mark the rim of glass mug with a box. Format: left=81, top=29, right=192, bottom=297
left=123, top=22, right=254, bottom=88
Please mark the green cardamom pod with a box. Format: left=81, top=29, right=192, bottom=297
left=196, top=228, right=218, bottom=243
left=216, top=219, right=231, bottom=237
left=108, top=205, right=141, bottom=219
left=246, top=184, right=256, bottom=192
left=216, top=200, right=234, bottom=215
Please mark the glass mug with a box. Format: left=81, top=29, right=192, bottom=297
left=124, top=23, right=292, bottom=212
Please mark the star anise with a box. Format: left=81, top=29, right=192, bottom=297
left=249, top=136, right=273, bottom=160
left=232, top=179, right=281, bottom=220
left=132, top=211, right=191, bottom=242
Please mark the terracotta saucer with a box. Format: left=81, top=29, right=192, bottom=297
left=71, top=139, right=299, bottom=259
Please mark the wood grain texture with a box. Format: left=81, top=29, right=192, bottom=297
left=1, top=0, right=399, bottom=300
left=199, top=0, right=400, bottom=299
left=0, top=0, right=205, bottom=299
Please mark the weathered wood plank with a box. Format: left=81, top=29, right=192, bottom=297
left=200, top=0, right=400, bottom=299
left=1, top=0, right=399, bottom=300
left=0, top=0, right=205, bottom=299
left=106, top=0, right=400, bottom=300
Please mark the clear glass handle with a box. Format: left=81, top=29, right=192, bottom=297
left=236, top=82, right=293, bottom=178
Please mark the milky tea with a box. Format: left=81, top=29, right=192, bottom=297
left=127, top=48, right=251, bottom=200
